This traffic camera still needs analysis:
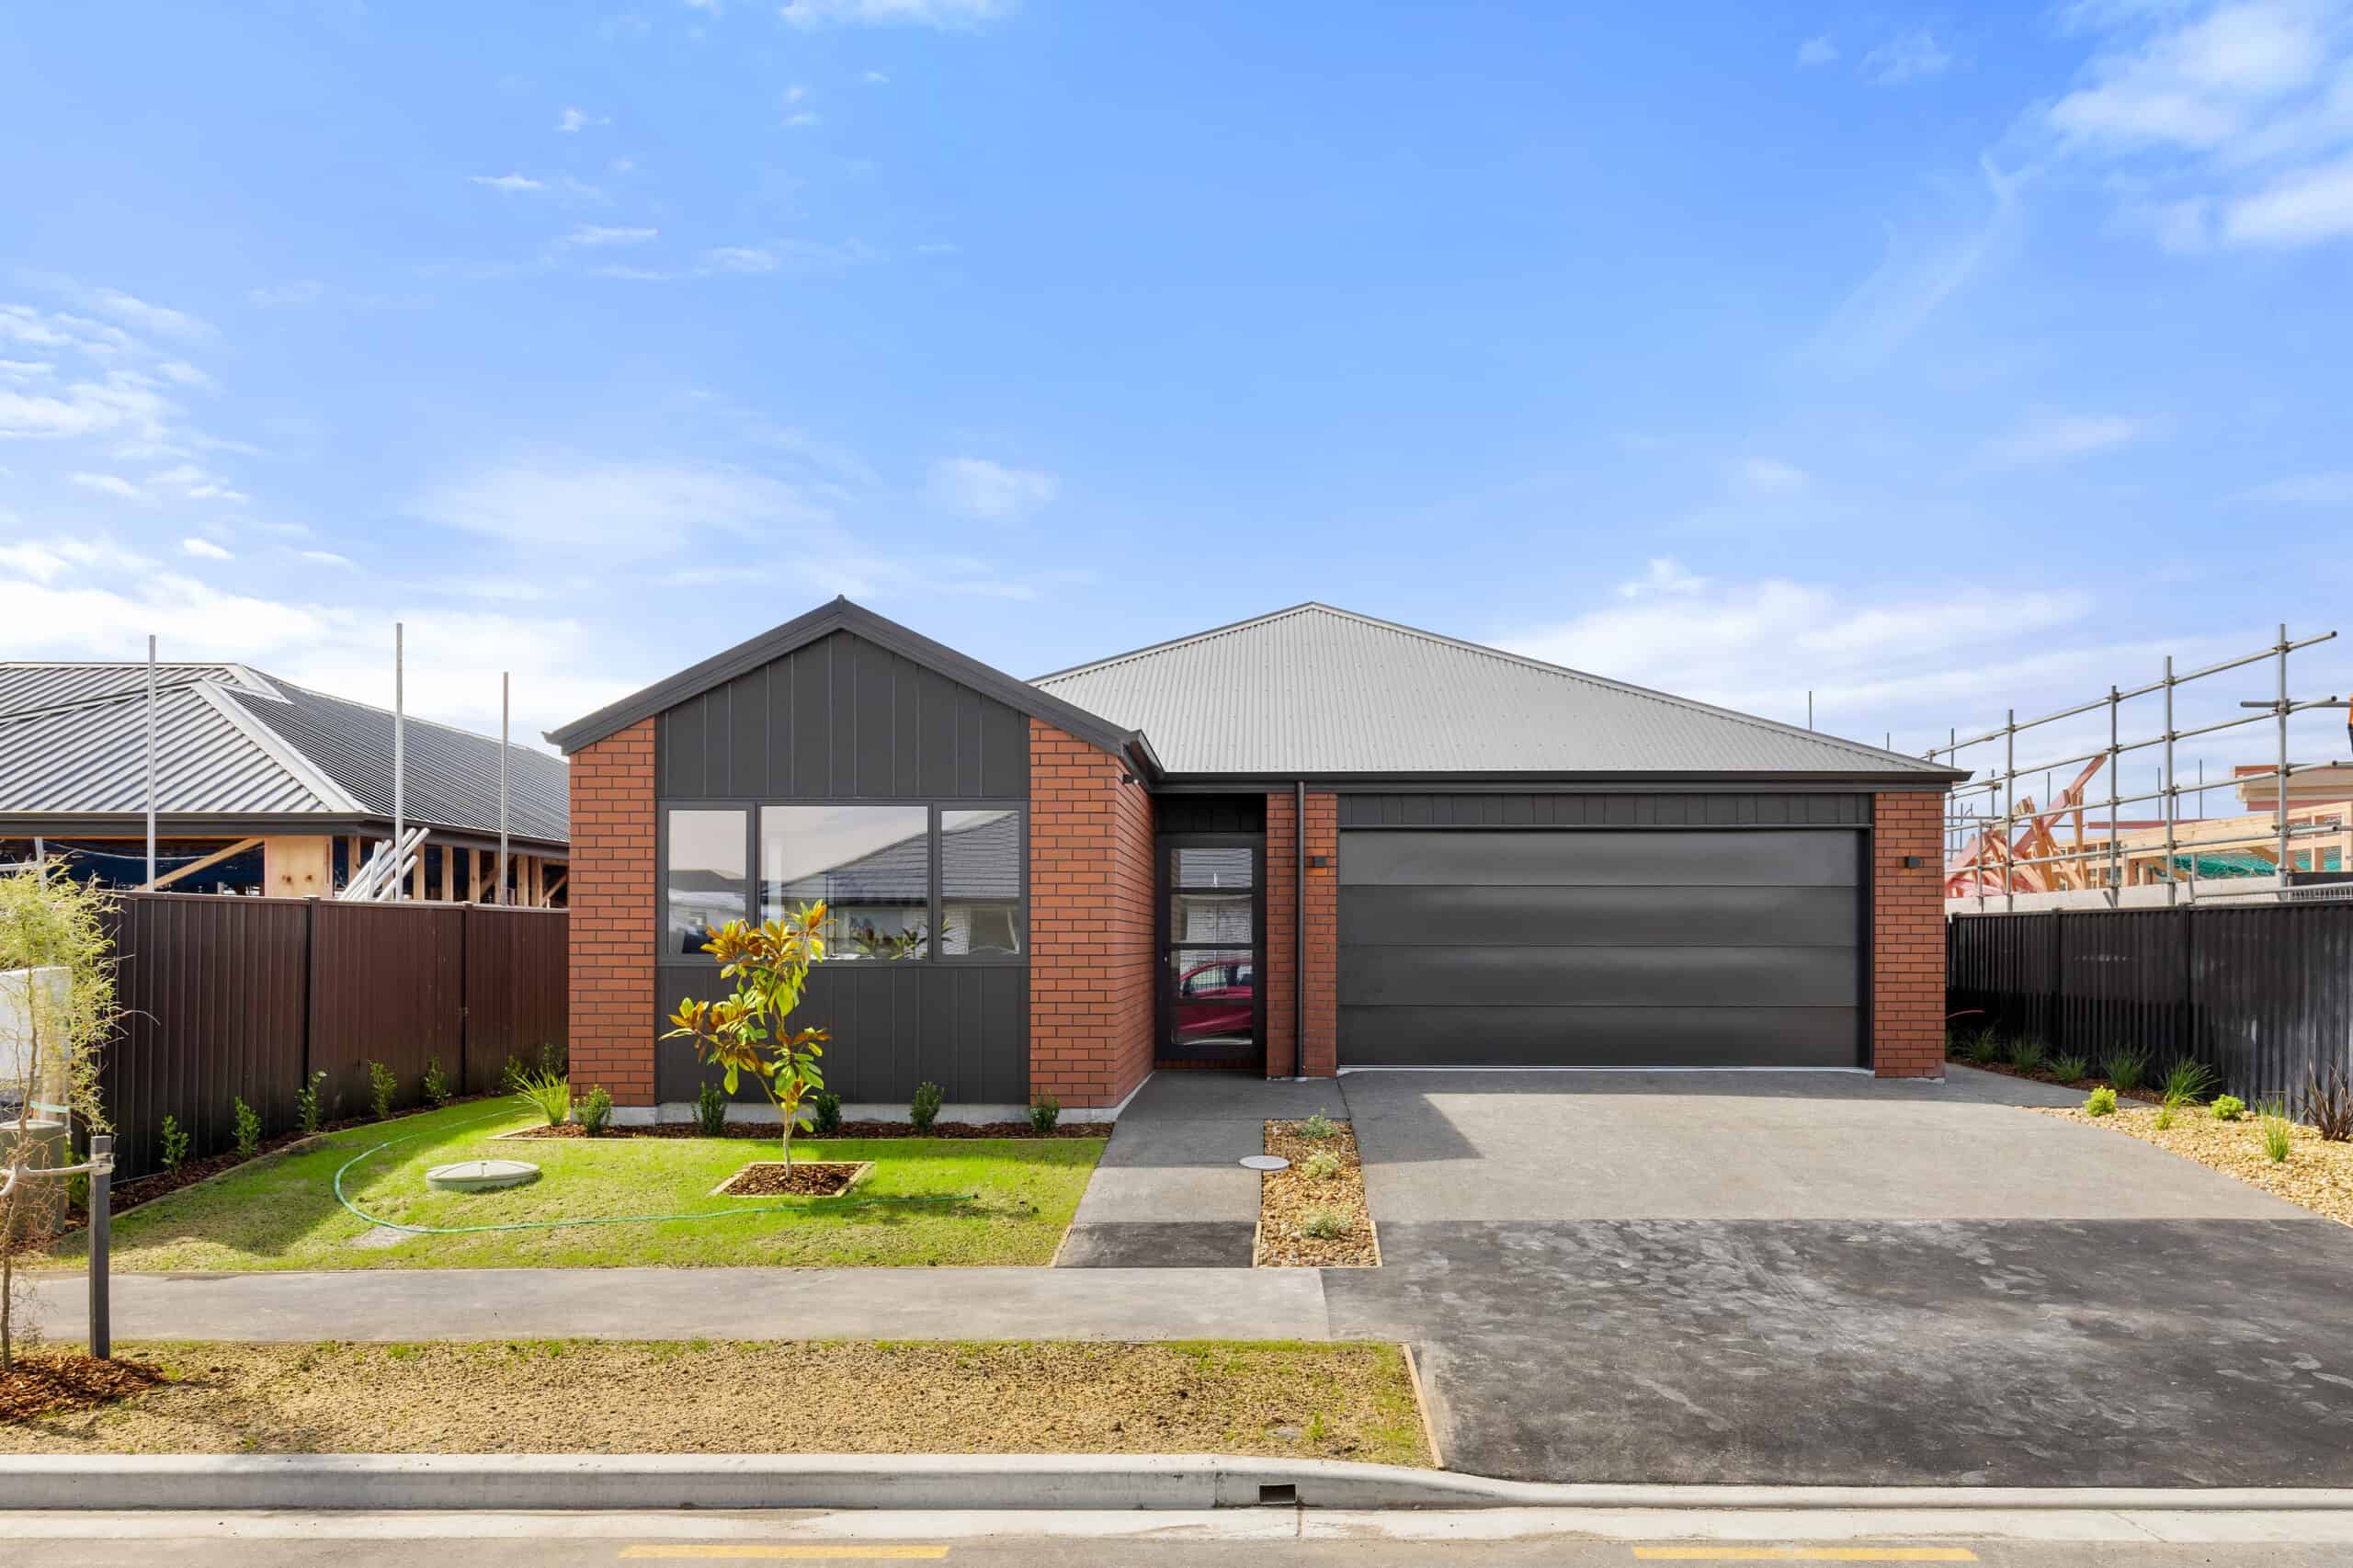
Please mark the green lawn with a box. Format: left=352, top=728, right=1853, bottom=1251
left=45, top=1102, right=1103, bottom=1270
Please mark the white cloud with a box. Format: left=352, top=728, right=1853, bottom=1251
left=470, top=173, right=547, bottom=193
left=1984, top=411, right=2150, bottom=464
left=246, top=279, right=327, bottom=308
left=562, top=224, right=660, bottom=246
left=2223, top=147, right=2353, bottom=239
left=1615, top=558, right=1708, bottom=599
left=1736, top=456, right=1809, bottom=492
left=299, top=549, right=355, bottom=567
left=149, top=462, right=248, bottom=501
left=779, top=0, right=1010, bottom=27
left=863, top=69, right=891, bottom=83
left=784, top=84, right=809, bottom=104
left=785, top=110, right=822, bottom=127
left=2239, top=469, right=2353, bottom=502
left=180, top=536, right=233, bottom=560
left=0, top=372, right=175, bottom=442
left=70, top=471, right=145, bottom=500
left=1802, top=158, right=2023, bottom=370
left=556, top=107, right=603, bottom=132
left=412, top=455, right=834, bottom=559
left=703, top=245, right=779, bottom=273
left=1862, top=30, right=1954, bottom=85
left=926, top=456, right=1059, bottom=521
left=21, top=276, right=217, bottom=343
left=1798, top=35, right=1838, bottom=66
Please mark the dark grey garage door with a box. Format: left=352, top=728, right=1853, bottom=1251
left=1337, top=830, right=1862, bottom=1068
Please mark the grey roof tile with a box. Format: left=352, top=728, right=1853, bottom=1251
left=1033, top=603, right=1954, bottom=778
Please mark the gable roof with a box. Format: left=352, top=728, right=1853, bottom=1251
left=1032, top=603, right=1962, bottom=780
left=0, top=661, right=569, bottom=843
left=545, top=596, right=1152, bottom=766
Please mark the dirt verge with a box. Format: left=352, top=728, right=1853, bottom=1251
left=0, top=1340, right=1431, bottom=1465
left=2038, top=1103, right=2353, bottom=1225
left=1256, top=1119, right=1379, bottom=1268
left=0, top=1354, right=164, bottom=1422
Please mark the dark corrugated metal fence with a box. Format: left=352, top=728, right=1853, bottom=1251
left=1949, top=904, right=2353, bottom=1098
left=101, top=892, right=568, bottom=1180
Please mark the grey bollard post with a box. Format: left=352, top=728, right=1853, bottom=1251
left=88, top=1133, right=110, bottom=1360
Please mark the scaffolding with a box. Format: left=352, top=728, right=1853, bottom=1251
left=1931, top=625, right=2352, bottom=911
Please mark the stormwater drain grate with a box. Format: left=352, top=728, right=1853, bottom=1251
left=425, top=1158, right=541, bottom=1193
left=1239, top=1154, right=1290, bottom=1172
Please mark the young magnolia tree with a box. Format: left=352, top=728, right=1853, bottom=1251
left=663, top=901, right=831, bottom=1168
left=0, top=862, right=115, bottom=1369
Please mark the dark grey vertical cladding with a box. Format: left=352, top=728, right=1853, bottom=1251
left=1948, top=903, right=2353, bottom=1098
left=653, top=627, right=1033, bottom=1106
left=655, top=965, right=1029, bottom=1106
left=654, top=629, right=1029, bottom=801
left=1336, top=792, right=1872, bottom=829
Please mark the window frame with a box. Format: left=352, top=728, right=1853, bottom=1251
left=654, top=796, right=1028, bottom=970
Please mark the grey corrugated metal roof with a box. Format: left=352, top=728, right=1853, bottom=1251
left=1032, top=603, right=1954, bottom=778
left=0, top=662, right=567, bottom=842
left=227, top=680, right=569, bottom=844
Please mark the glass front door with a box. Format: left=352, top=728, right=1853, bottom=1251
left=1160, top=837, right=1262, bottom=1064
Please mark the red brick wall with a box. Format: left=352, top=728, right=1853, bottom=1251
left=1028, top=719, right=1156, bottom=1108
left=1264, top=790, right=1339, bottom=1078
left=1872, top=790, right=1948, bottom=1079
left=568, top=720, right=658, bottom=1106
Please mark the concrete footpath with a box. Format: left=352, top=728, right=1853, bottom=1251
left=27, top=1266, right=1334, bottom=1344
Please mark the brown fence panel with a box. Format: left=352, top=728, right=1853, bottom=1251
left=102, top=893, right=311, bottom=1183
left=306, top=901, right=465, bottom=1121
left=460, top=906, right=572, bottom=1094
left=97, top=892, right=569, bottom=1180
left=1949, top=903, right=2353, bottom=1098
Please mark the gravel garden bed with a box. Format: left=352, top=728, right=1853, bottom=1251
left=0, top=1339, right=1431, bottom=1465
left=1255, top=1118, right=1379, bottom=1268
left=2039, top=1102, right=2353, bottom=1225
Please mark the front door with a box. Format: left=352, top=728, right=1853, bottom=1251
left=1159, top=835, right=1263, bottom=1067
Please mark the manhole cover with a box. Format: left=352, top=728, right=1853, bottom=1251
left=1239, top=1154, right=1290, bottom=1172
left=425, top=1158, right=541, bottom=1192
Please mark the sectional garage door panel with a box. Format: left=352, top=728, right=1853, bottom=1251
left=1336, top=827, right=1863, bottom=1069
left=1339, top=1006, right=1863, bottom=1067
left=1338, top=883, right=1860, bottom=949
left=1340, top=829, right=1859, bottom=889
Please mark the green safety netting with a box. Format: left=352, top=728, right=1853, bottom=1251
left=2164, top=847, right=2345, bottom=877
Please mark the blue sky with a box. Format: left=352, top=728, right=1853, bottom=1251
left=3, top=0, right=2350, bottom=796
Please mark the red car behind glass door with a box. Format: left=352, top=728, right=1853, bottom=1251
left=1175, top=958, right=1254, bottom=1047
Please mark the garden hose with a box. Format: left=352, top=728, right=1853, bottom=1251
left=331, top=1108, right=977, bottom=1236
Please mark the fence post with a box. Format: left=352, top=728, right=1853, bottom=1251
left=87, top=1133, right=110, bottom=1361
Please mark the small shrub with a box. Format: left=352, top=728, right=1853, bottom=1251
left=365, top=1059, right=398, bottom=1120
left=2256, top=1099, right=2295, bottom=1164
left=2161, top=1058, right=2215, bottom=1106
left=422, top=1057, right=451, bottom=1108
left=575, top=1084, right=613, bottom=1136
left=1964, top=1029, right=2003, bottom=1067
left=2154, top=1103, right=2176, bottom=1131
left=1300, top=1111, right=1339, bottom=1141
left=2048, top=1053, right=2089, bottom=1085
left=2103, top=1050, right=2149, bottom=1095
left=159, top=1114, right=190, bottom=1174
left=2211, top=1094, right=2246, bottom=1122
left=695, top=1079, right=730, bottom=1137
left=509, top=1066, right=571, bottom=1127
left=232, top=1096, right=260, bottom=1159
left=295, top=1070, right=328, bottom=1136
left=1301, top=1150, right=1343, bottom=1181
left=2007, top=1037, right=2049, bottom=1074
left=809, top=1092, right=843, bottom=1137
left=1029, top=1094, right=1061, bottom=1134
left=1297, top=1208, right=1351, bottom=1241
left=2085, top=1086, right=2118, bottom=1118
left=909, top=1081, right=942, bottom=1135
left=2303, top=1062, right=2353, bottom=1143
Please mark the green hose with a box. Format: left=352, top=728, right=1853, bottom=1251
left=332, top=1108, right=976, bottom=1236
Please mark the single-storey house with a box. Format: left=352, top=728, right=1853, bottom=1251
left=0, top=661, right=569, bottom=903
left=548, top=598, right=1963, bottom=1119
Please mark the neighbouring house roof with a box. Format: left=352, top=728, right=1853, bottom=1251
left=1033, top=602, right=1963, bottom=780
left=0, top=661, right=569, bottom=846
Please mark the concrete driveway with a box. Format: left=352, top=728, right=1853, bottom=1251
left=1324, top=1066, right=2353, bottom=1487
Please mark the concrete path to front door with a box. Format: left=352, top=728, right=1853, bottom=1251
left=1326, top=1064, right=2353, bottom=1488
left=1054, top=1071, right=1349, bottom=1267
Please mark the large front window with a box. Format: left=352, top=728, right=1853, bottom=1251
left=665, top=808, right=747, bottom=956
left=761, top=804, right=932, bottom=960
left=940, top=809, right=1025, bottom=956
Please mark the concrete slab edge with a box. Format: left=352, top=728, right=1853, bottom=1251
left=10, top=1454, right=2353, bottom=1513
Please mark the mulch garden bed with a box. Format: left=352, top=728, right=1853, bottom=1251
left=712, top=1161, right=871, bottom=1197
left=0, top=1354, right=164, bottom=1423
left=1255, top=1119, right=1379, bottom=1268
left=507, top=1119, right=1108, bottom=1141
